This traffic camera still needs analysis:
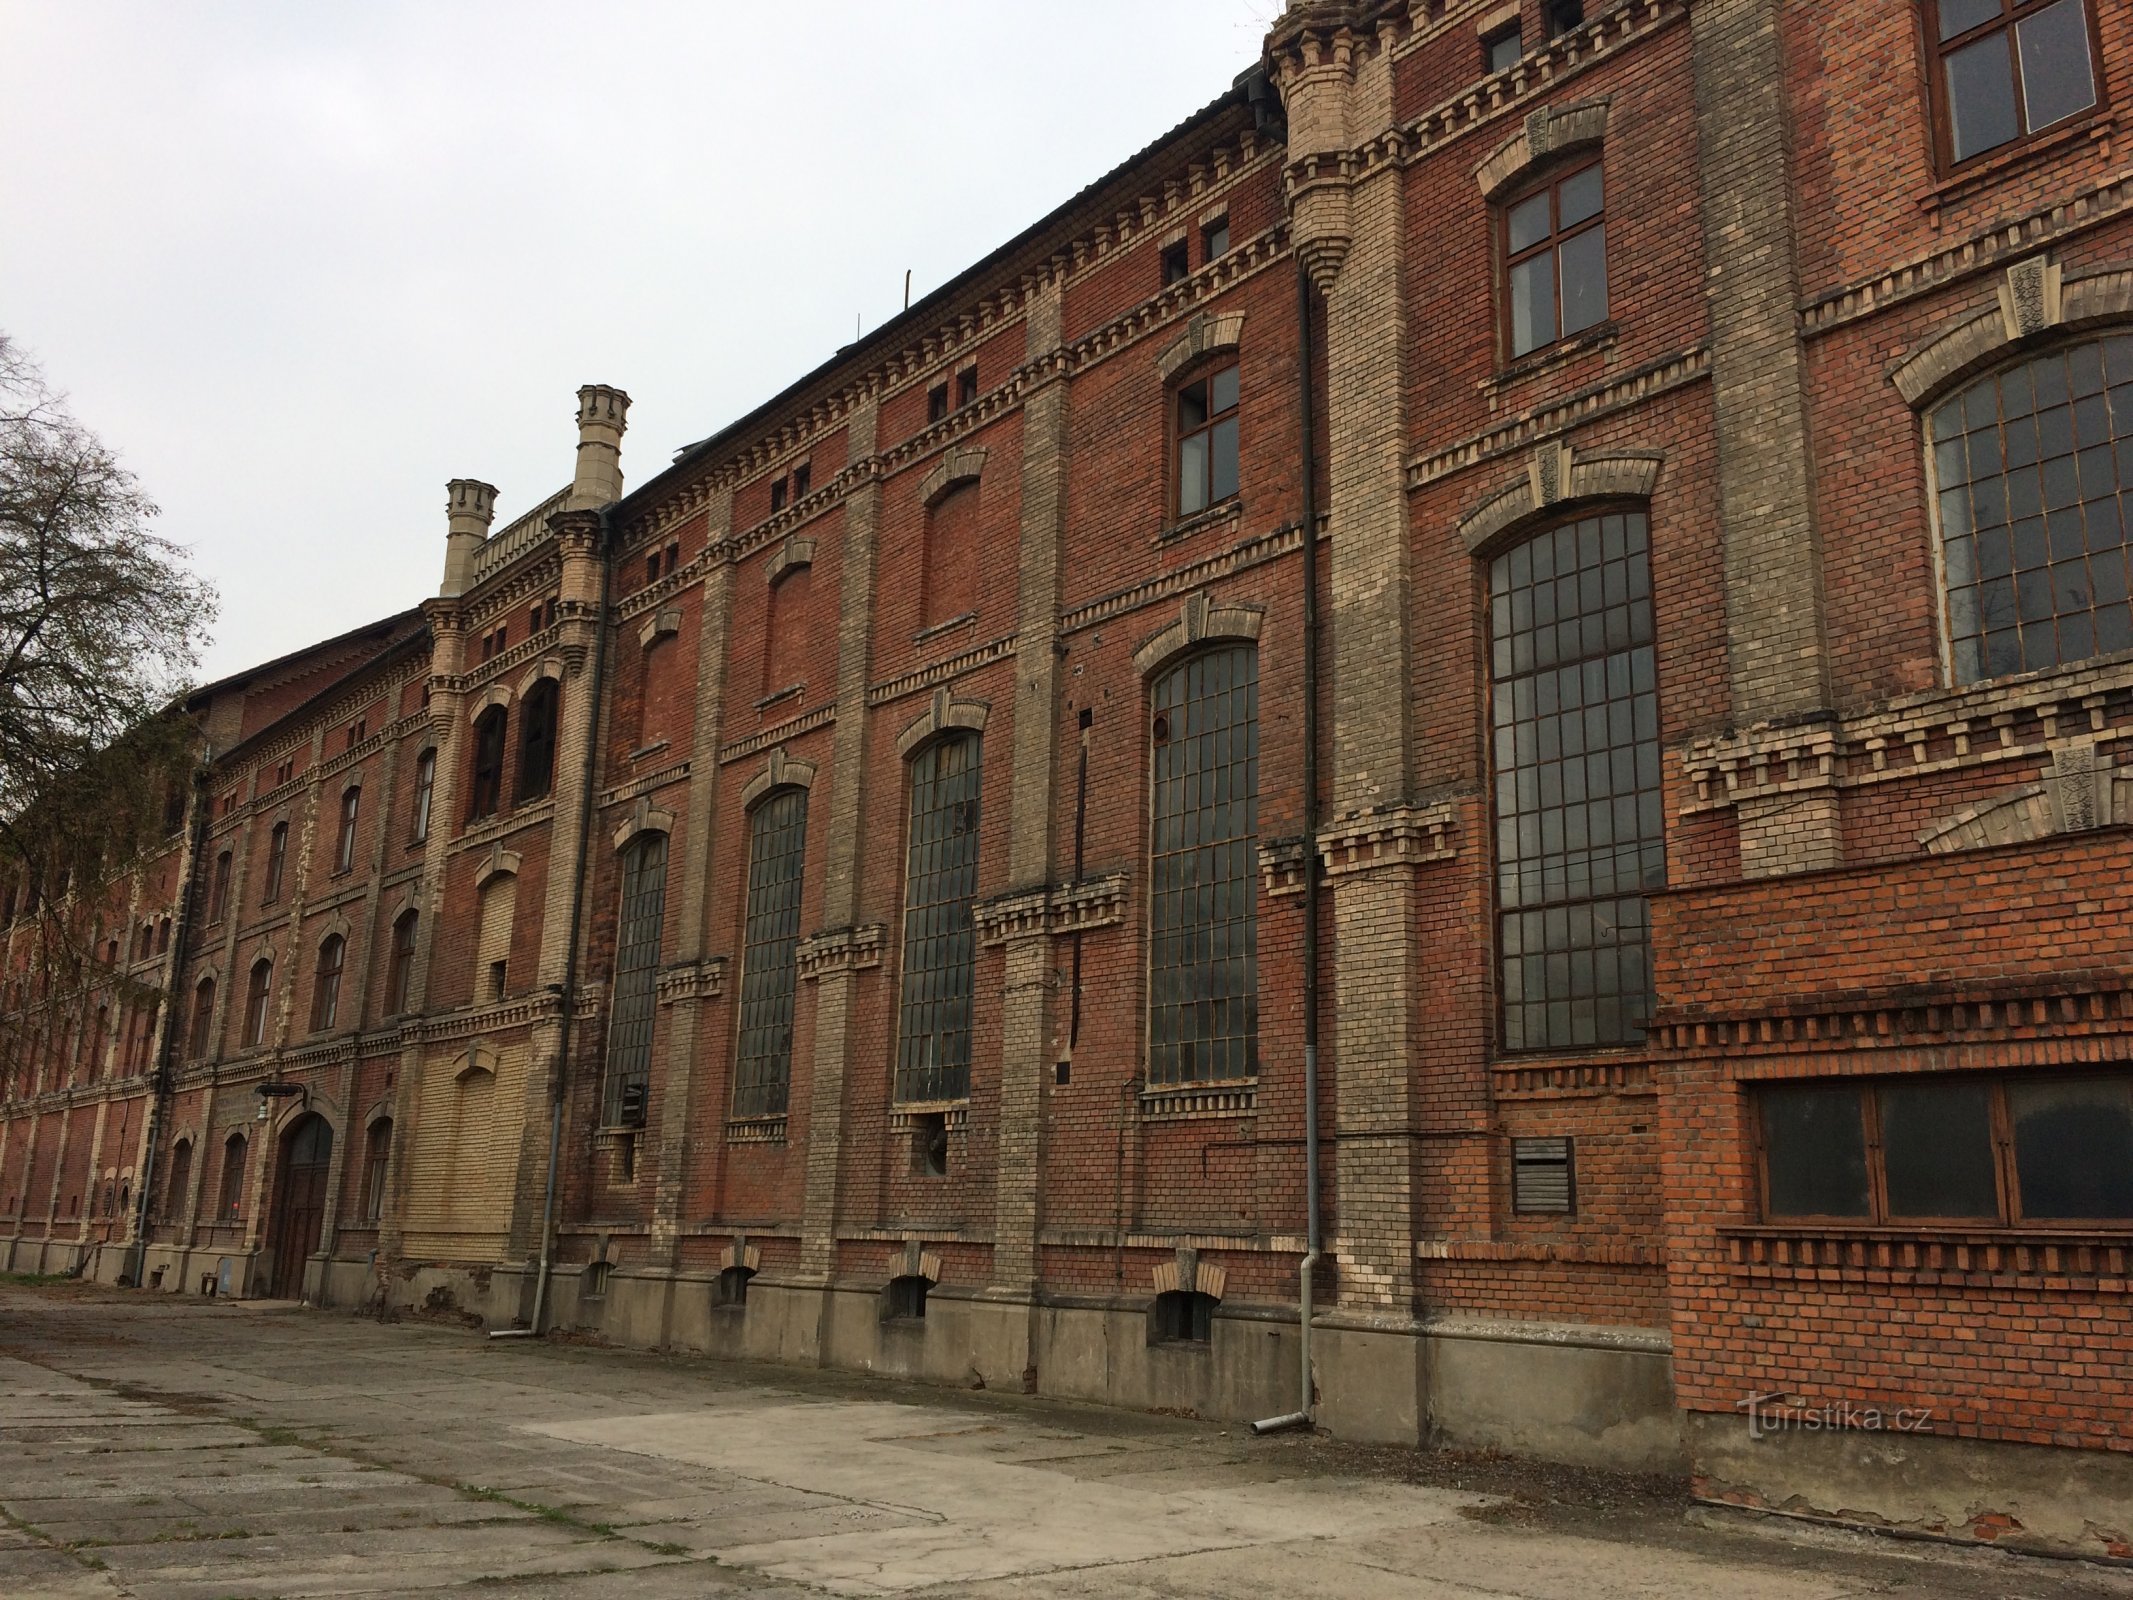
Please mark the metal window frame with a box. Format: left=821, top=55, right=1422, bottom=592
left=895, top=735, right=981, bottom=1105
left=601, top=832, right=670, bottom=1126
left=733, top=787, right=809, bottom=1120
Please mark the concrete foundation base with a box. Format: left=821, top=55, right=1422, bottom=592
left=1687, top=1410, right=2133, bottom=1562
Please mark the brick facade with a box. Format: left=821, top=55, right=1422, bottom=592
left=6, top=0, right=2133, bottom=1555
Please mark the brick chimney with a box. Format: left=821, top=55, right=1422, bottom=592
left=569, top=385, right=631, bottom=510
left=440, top=478, right=498, bottom=599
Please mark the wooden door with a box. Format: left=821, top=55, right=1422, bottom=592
left=270, top=1115, right=332, bottom=1299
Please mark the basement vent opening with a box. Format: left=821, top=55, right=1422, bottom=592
left=1512, top=1137, right=1575, bottom=1214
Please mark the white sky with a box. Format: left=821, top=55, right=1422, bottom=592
left=0, top=1, right=1280, bottom=681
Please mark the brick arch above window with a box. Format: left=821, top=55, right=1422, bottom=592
left=919, top=446, right=988, bottom=507
left=1155, top=311, right=1245, bottom=382
left=1132, top=592, right=1265, bottom=679
left=610, top=798, right=676, bottom=853
left=1474, top=97, right=1610, bottom=198
left=313, top=911, right=353, bottom=946
left=472, top=847, right=522, bottom=893
left=1892, top=257, right=2133, bottom=407
left=514, top=656, right=565, bottom=697
left=636, top=608, right=683, bottom=649
left=739, top=747, right=816, bottom=811
left=452, top=1045, right=496, bottom=1084
left=768, top=537, right=815, bottom=585
left=896, top=687, right=990, bottom=758
left=469, top=682, right=513, bottom=720
left=1455, top=442, right=1664, bottom=556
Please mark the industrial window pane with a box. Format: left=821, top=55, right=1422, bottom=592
left=1558, top=225, right=1608, bottom=335
left=2015, top=0, right=2096, bottom=132
left=1945, top=32, right=2021, bottom=160
left=896, top=737, right=980, bottom=1105
left=1485, top=24, right=1522, bottom=73
left=1879, top=1079, right=1999, bottom=1219
left=2011, top=1077, right=2133, bottom=1220
left=1509, top=254, right=1556, bottom=357
left=1148, top=645, right=1258, bottom=1085
left=1490, top=512, right=1661, bottom=1050
left=734, top=788, right=807, bottom=1119
left=1503, top=163, right=1605, bottom=360
left=1940, top=0, right=2003, bottom=40
left=1760, top=1085, right=1871, bottom=1219
left=1175, top=364, right=1240, bottom=519
left=602, top=833, right=668, bottom=1127
left=1931, top=341, right=2133, bottom=682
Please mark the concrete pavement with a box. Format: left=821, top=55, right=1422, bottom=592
left=0, top=1278, right=2124, bottom=1599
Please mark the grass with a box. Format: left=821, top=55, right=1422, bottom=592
left=0, top=1271, right=76, bottom=1287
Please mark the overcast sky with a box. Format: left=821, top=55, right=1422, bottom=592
left=1, top=1, right=1279, bottom=682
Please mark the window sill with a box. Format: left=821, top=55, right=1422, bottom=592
left=630, top=740, right=670, bottom=764
left=727, top=1115, right=788, bottom=1145
left=1139, top=1082, right=1256, bottom=1120
left=914, top=612, right=977, bottom=645
left=1917, top=113, right=2116, bottom=221
left=756, top=684, right=804, bottom=713
left=1489, top=321, right=1619, bottom=394
left=1722, top=1222, right=2133, bottom=1292
left=1156, top=498, right=1243, bottom=547
left=890, top=1100, right=969, bottom=1132
left=1492, top=1045, right=1654, bottom=1098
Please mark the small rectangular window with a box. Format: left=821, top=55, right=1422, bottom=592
left=886, top=1275, right=928, bottom=1320
left=1511, top=1137, right=1575, bottom=1214
left=1161, top=239, right=1191, bottom=286
left=1201, top=216, right=1230, bottom=262
left=1760, top=1084, right=1872, bottom=1219
left=1175, top=364, right=1241, bottom=518
left=927, top=382, right=949, bottom=424
left=791, top=462, right=810, bottom=499
left=770, top=476, right=788, bottom=514
left=956, top=366, right=978, bottom=409
left=1504, top=161, right=1608, bottom=360
left=1546, top=0, right=1584, bottom=36
left=1485, top=22, right=1523, bottom=72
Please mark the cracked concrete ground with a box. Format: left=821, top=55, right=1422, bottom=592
left=0, top=1280, right=2127, bottom=1599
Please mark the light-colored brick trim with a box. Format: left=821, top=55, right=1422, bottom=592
left=767, top=537, right=814, bottom=586
left=1455, top=444, right=1664, bottom=555
left=1474, top=97, right=1610, bottom=199
left=513, top=656, right=565, bottom=697
left=472, top=847, right=521, bottom=892
left=1131, top=592, right=1265, bottom=678
left=1919, top=784, right=2054, bottom=854
left=1891, top=258, right=2133, bottom=406
left=919, top=446, right=988, bottom=507
left=468, top=682, right=513, bottom=719
left=895, top=685, right=990, bottom=758
left=609, top=799, right=675, bottom=853
left=634, top=609, right=681, bottom=651
left=315, top=911, right=353, bottom=946
left=739, top=747, right=815, bottom=811
left=1155, top=312, right=1246, bottom=381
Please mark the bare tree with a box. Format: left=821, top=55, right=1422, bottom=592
left=0, top=333, right=217, bottom=1095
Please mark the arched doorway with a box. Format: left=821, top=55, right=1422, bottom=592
left=269, top=1114, right=333, bottom=1299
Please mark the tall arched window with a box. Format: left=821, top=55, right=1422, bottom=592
left=188, top=976, right=216, bottom=1058
left=208, top=850, right=232, bottom=923
left=476, top=872, right=516, bottom=1001
left=922, top=483, right=980, bottom=627
left=262, top=820, right=288, bottom=904
left=1489, top=509, right=1663, bottom=1050
left=218, top=1132, right=248, bottom=1220
left=360, top=1118, right=392, bottom=1222
left=1931, top=335, right=2133, bottom=682
left=387, top=909, right=418, bottom=1016
left=410, top=748, right=436, bottom=844
left=163, top=1138, right=192, bottom=1225
left=1148, top=645, right=1258, bottom=1085
left=517, top=678, right=559, bottom=801
left=734, top=788, right=808, bottom=1119
left=764, top=568, right=811, bottom=697
left=469, top=706, right=508, bottom=819
left=311, top=933, right=345, bottom=1032
left=243, top=958, right=273, bottom=1048
left=603, top=832, right=670, bottom=1126
left=897, top=735, right=981, bottom=1104
left=334, top=786, right=361, bottom=873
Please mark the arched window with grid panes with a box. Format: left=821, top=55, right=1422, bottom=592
left=1147, top=644, right=1258, bottom=1085
left=1929, top=335, right=2133, bottom=682
left=1487, top=508, right=1664, bottom=1051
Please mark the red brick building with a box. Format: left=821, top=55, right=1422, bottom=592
left=4, top=0, right=2131, bottom=1555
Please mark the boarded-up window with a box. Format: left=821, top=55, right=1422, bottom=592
left=476, top=873, right=516, bottom=1001
left=923, top=482, right=979, bottom=626
left=765, top=567, right=811, bottom=696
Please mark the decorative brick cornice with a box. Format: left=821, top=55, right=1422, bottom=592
left=1722, top=1225, right=2133, bottom=1296
left=655, top=957, right=725, bottom=1007
left=1418, top=1238, right=1665, bottom=1269
left=1649, top=972, right=2133, bottom=1055
left=1317, top=802, right=1457, bottom=876
left=974, top=873, right=1130, bottom=946
left=722, top=706, right=834, bottom=769
left=414, top=989, right=571, bottom=1044
left=1493, top=1056, right=1655, bottom=1099
left=866, top=633, right=1019, bottom=710
left=796, top=924, right=885, bottom=981
left=1680, top=655, right=2133, bottom=815
left=1140, top=1083, right=1257, bottom=1121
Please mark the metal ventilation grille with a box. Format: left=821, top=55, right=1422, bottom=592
left=1512, top=1136, right=1575, bottom=1214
